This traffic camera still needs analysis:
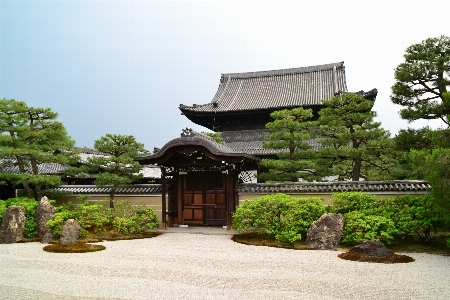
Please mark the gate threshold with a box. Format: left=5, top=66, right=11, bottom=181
left=154, top=226, right=237, bottom=235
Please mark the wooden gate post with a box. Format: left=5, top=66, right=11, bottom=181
left=161, top=167, right=167, bottom=230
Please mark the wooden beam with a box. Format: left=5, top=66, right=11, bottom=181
left=161, top=167, right=167, bottom=230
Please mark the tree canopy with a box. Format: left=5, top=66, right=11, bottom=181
left=85, top=134, right=149, bottom=208
left=259, top=108, right=317, bottom=182
left=391, top=35, right=450, bottom=126
left=0, top=98, right=78, bottom=200
left=317, top=93, right=401, bottom=181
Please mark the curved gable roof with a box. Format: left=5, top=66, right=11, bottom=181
left=179, top=62, right=348, bottom=114
left=135, top=128, right=260, bottom=166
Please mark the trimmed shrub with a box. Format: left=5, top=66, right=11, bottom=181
left=112, top=206, right=160, bottom=234
left=47, top=200, right=114, bottom=238
left=329, top=192, right=381, bottom=213
left=47, top=199, right=160, bottom=238
left=388, top=195, right=446, bottom=242
left=342, top=209, right=397, bottom=244
left=331, top=192, right=448, bottom=244
left=232, top=194, right=326, bottom=244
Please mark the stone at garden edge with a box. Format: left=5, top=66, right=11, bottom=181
left=306, top=213, right=344, bottom=250
left=349, top=240, right=394, bottom=257
left=35, top=196, right=56, bottom=238
left=59, top=219, right=82, bottom=246
left=0, top=206, right=26, bottom=244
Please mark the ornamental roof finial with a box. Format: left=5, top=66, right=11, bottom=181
left=181, top=128, right=195, bottom=137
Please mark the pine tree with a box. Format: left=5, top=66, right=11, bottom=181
left=86, top=134, right=149, bottom=208
left=259, top=108, right=317, bottom=182
left=317, top=93, right=401, bottom=181
left=0, top=99, right=78, bottom=199
left=391, top=35, right=450, bottom=126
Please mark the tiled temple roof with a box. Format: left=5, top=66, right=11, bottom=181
left=222, top=129, right=323, bottom=156
left=0, top=148, right=161, bottom=179
left=1, top=161, right=69, bottom=174
left=238, top=181, right=431, bottom=194
left=179, top=62, right=348, bottom=114
left=52, top=184, right=163, bottom=195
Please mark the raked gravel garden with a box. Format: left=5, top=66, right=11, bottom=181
left=1, top=231, right=450, bottom=300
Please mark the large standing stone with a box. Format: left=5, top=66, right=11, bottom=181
left=0, top=206, right=26, bottom=244
left=35, top=196, right=56, bottom=238
left=349, top=240, right=394, bottom=257
left=41, top=229, right=54, bottom=244
left=59, top=219, right=82, bottom=246
left=306, top=213, right=344, bottom=250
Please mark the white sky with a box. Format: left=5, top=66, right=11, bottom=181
left=1, top=1, right=449, bottom=149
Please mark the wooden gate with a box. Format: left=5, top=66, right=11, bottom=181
left=181, top=173, right=227, bottom=226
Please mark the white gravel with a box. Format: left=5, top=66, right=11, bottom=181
left=1, top=232, right=450, bottom=300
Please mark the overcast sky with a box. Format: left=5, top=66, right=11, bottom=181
left=1, top=1, right=449, bottom=150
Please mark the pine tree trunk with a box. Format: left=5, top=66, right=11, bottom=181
left=109, top=187, right=116, bottom=209
left=352, top=155, right=362, bottom=181
left=21, top=179, right=34, bottom=199
left=15, top=156, right=34, bottom=198
left=30, top=155, right=42, bottom=200
left=34, top=184, right=42, bottom=201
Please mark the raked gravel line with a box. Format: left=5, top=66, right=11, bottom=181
left=1, top=233, right=449, bottom=300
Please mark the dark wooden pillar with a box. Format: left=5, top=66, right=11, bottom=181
left=226, top=171, right=235, bottom=231
left=161, top=167, right=167, bottom=230
left=257, top=161, right=261, bottom=183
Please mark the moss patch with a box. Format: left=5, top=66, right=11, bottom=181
left=79, top=230, right=163, bottom=243
left=232, top=232, right=316, bottom=250
left=43, top=243, right=106, bottom=253
left=338, top=251, right=415, bottom=264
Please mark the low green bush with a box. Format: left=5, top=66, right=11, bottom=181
left=47, top=199, right=160, bottom=238
left=232, top=194, right=326, bottom=244
left=48, top=200, right=114, bottom=238
left=329, top=192, right=381, bottom=213
left=342, top=209, right=397, bottom=244
left=112, top=206, right=160, bottom=234
left=331, top=192, right=448, bottom=244
left=388, top=195, right=446, bottom=242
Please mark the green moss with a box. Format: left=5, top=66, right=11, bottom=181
left=43, top=243, right=106, bottom=253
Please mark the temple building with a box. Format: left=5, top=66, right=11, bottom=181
left=179, top=61, right=377, bottom=182
left=136, top=62, right=378, bottom=229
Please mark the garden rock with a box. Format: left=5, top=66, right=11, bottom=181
left=349, top=240, right=393, bottom=257
left=41, top=229, right=54, bottom=244
left=306, top=213, right=344, bottom=250
left=59, top=219, right=82, bottom=246
left=0, top=206, right=26, bottom=244
left=35, top=196, right=56, bottom=238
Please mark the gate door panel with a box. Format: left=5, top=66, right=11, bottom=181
left=205, top=190, right=226, bottom=225
left=182, top=179, right=204, bottom=225
left=182, top=173, right=227, bottom=226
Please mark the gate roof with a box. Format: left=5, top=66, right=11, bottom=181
left=135, top=128, right=260, bottom=168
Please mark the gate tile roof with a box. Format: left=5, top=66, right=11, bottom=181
left=238, top=181, right=431, bottom=193
left=52, top=184, right=163, bottom=195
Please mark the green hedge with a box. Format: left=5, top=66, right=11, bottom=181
left=232, top=192, right=448, bottom=246
left=46, top=199, right=160, bottom=238
left=232, top=194, right=326, bottom=244
left=330, top=192, right=448, bottom=244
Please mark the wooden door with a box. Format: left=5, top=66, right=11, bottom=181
left=181, top=173, right=227, bottom=226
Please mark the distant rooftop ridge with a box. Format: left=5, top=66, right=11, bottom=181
left=221, top=61, right=345, bottom=79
